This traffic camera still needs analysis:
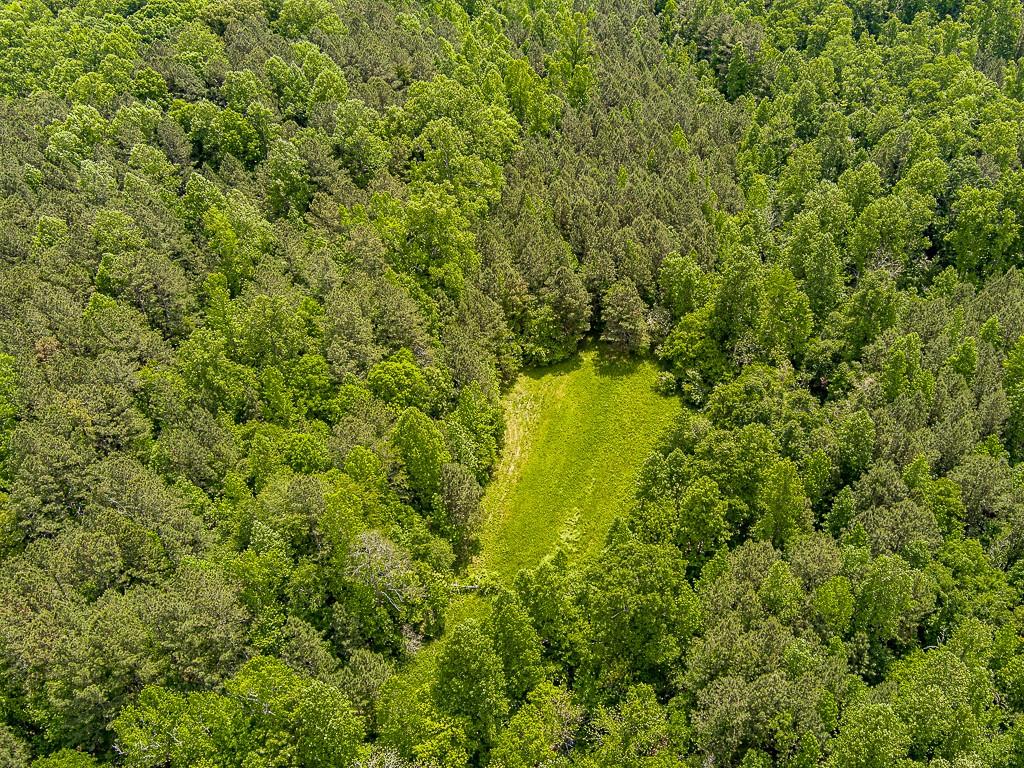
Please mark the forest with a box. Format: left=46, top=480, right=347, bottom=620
left=2, top=0, right=1024, bottom=763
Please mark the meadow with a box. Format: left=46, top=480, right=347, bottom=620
left=474, top=348, right=681, bottom=581
left=404, top=347, right=680, bottom=685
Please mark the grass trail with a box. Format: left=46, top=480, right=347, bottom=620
left=474, top=348, right=681, bottom=581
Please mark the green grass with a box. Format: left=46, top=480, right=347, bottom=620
left=474, top=347, right=681, bottom=581
left=398, top=347, right=679, bottom=687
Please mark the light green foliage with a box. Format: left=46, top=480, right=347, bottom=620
left=545, top=8, right=596, bottom=108
left=754, top=459, right=812, bottom=547
left=659, top=251, right=711, bottom=319
left=662, top=473, right=731, bottom=564
left=31, top=750, right=101, bottom=768
left=112, top=657, right=363, bottom=768
left=376, top=670, right=471, bottom=768
left=755, top=265, right=813, bottom=363
left=854, top=554, right=935, bottom=644
left=838, top=409, right=876, bottom=483
left=368, top=350, right=432, bottom=410
left=589, top=684, right=685, bottom=766
left=392, top=407, right=452, bottom=504
left=4, top=0, right=1024, bottom=764
left=585, top=530, right=700, bottom=688
left=265, top=139, right=313, bottom=216
left=487, top=591, right=545, bottom=700
left=489, top=682, right=579, bottom=768
left=274, top=0, right=344, bottom=37
left=657, top=305, right=730, bottom=402
left=395, top=74, right=520, bottom=216
left=826, top=703, right=911, bottom=768
left=785, top=211, right=845, bottom=322
left=432, top=619, right=510, bottom=754
left=887, top=647, right=993, bottom=760
left=813, top=575, right=855, bottom=636
left=840, top=271, right=902, bottom=357
left=881, top=333, right=933, bottom=402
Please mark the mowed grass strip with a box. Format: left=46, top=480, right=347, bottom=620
left=475, top=348, right=681, bottom=581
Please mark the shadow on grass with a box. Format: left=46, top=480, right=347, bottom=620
left=521, top=341, right=659, bottom=382
left=592, top=346, right=645, bottom=378
left=523, top=351, right=585, bottom=381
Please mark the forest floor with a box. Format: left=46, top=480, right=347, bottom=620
left=472, top=346, right=681, bottom=582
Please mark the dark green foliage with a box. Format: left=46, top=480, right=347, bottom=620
left=601, top=279, right=650, bottom=355
left=3, top=0, right=1024, bottom=763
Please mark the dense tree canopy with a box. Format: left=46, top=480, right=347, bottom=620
left=3, top=0, right=1024, bottom=763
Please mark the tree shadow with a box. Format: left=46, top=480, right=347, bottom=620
left=523, top=351, right=585, bottom=380
left=591, top=343, right=645, bottom=379
left=520, top=341, right=656, bottom=382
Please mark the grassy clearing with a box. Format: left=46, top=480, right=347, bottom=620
left=399, top=347, right=679, bottom=687
left=474, top=347, right=681, bottom=582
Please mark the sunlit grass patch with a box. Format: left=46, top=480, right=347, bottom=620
left=475, top=347, right=680, bottom=581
